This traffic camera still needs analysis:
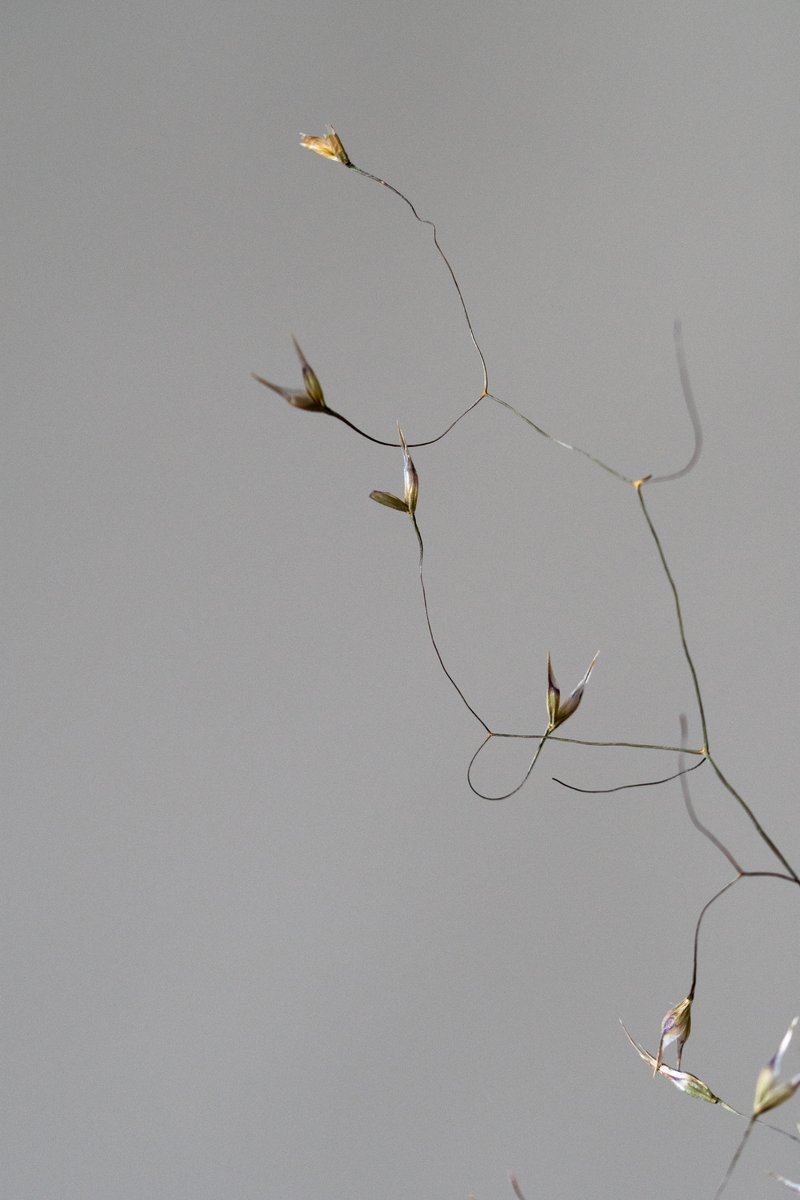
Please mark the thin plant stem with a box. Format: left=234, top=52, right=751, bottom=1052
left=688, top=872, right=796, bottom=1003
left=295, top=135, right=800, bottom=1196
left=678, top=723, right=797, bottom=1003
left=350, top=160, right=638, bottom=481
left=489, top=730, right=706, bottom=754
left=707, top=753, right=800, bottom=885
left=679, top=714, right=743, bottom=874
left=713, top=1116, right=756, bottom=1200
left=469, top=728, right=707, bottom=801
left=487, top=391, right=632, bottom=483
left=357, top=159, right=799, bottom=886
left=350, top=164, right=489, bottom=397
left=687, top=877, right=742, bottom=1001
left=552, top=757, right=705, bottom=795
left=467, top=731, right=551, bottom=802
left=648, top=320, right=704, bottom=484
left=410, top=514, right=491, bottom=734
left=327, top=397, right=486, bottom=449
left=636, top=484, right=710, bottom=750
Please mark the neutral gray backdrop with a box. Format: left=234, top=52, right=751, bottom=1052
left=4, top=3, right=799, bottom=1198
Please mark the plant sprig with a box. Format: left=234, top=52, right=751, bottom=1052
left=259, top=124, right=800, bottom=1198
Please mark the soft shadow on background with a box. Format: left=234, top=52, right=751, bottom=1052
left=4, top=3, right=800, bottom=1198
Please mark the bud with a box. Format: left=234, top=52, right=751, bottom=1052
left=292, top=336, right=325, bottom=407
left=656, top=994, right=692, bottom=1073
left=398, top=426, right=419, bottom=515
left=299, top=126, right=350, bottom=166
left=252, top=337, right=327, bottom=412
left=754, top=1017, right=800, bottom=1117
left=546, top=653, right=599, bottom=731
left=370, top=426, right=420, bottom=517
left=622, top=1025, right=721, bottom=1105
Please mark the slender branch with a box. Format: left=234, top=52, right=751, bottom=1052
left=327, top=396, right=486, bottom=449
left=488, top=391, right=632, bottom=484
left=488, top=730, right=706, bottom=754
left=635, top=484, right=710, bottom=750
left=467, top=730, right=551, bottom=802
left=304, top=144, right=800, bottom=1195
left=679, top=715, right=743, bottom=874
left=410, top=514, right=490, bottom=733
left=687, top=876, right=742, bottom=1000
left=648, top=320, right=704, bottom=485
left=707, top=753, right=800, bottom=885
left=552, top=757, right=705, bottom=795
left=469, top=728, right=705, bottom=801
left=682, top=711, right=800, bottom=885
left=713, top=1116, right=756, bottom=1200
left=686, top=874, right=795, bottom=1016
left=350, top=160, right=637, bottom=483
left=350, top=164, right=489, bottom=397
left=679, top=718, right=798, bottom=998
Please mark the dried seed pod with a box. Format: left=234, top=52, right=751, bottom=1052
left=546, top=653, right=599, bottom=731
left=299, top=126, right=350, bottom=166
left=656, top=994, right=693, bottom=1073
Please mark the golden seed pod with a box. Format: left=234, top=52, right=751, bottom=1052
left=299, top=126, right=350, bottom=166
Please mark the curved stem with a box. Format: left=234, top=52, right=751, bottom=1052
left=410, top=515, right=490, bottom=733
left=488, top=730, right=706, bottom=754
left=678, top=715, right=743, bottom=874
left=467, top=730, right=551, bottom=802
left=351, top=164, right=489, bottom=396
left=713, top=1116, right=756, bottom=1200
left=350, top=161, right=636, bottom=482
left=636, top=485, right=710, bottom=750
left=688, top=872, right=795, bottom=1005
left=707, top=753, right=800, bottom=885
left=688, top=876, right=742, bottom=1000
left=327, top=396, right=485, bottom=449
left=488, top=392, right=632, bottom=484
left=648, top=320, right=704, bottom=485
left=552, top=757, right=705, bottom=795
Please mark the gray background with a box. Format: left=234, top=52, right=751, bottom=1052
left=4, top=2, right=800, bottom=1198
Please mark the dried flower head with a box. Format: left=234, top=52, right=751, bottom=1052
left=754, top=1017, right=800, bottom=1117
left=299, top=126, right=350, bottom=166
left=622, top=1025, right=723, bottom=1105
left=546, top=653, right=599, bottom=731
left=252, top=337, right=327, bottom=412
left=291, top=336, right=325, bottom=407
left=398, top=426, right=419, bottom=515
left=656, top=994, right=693, bottom=1073
left=370, top=425, right=419, bottom=516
